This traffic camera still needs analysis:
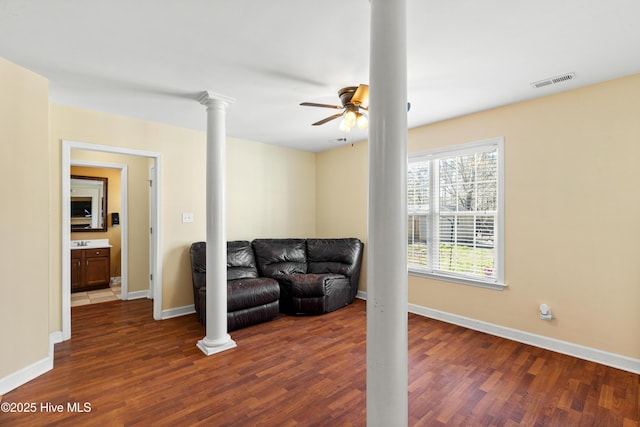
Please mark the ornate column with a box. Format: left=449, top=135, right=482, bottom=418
left=367, top=0, right=409, bottom=425
left=196, top=91, right=237, bottom=356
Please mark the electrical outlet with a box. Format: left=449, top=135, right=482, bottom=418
left=182, top=212, right=194, bottom=223
left=539, top=304, right=552, bottom=320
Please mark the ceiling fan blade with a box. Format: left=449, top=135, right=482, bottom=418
left=312, top=113, right=344, bottom=126
left=351, top=84, right=369, bottom=106
left=300, top=102, right=343, bottom=109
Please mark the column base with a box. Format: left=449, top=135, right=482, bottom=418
left=196, top=336, right=237, bottom=356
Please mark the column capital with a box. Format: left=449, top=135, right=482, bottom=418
left=198, top=91, right=236, bottom=108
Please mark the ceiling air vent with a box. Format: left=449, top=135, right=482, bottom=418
left=530, top=72, right=576, bottom=89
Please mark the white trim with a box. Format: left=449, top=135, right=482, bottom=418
left=357, top=291, right=640, bottom=375
left=65, top=140, right=163, bottom=158
left=62, top=145, right=71, bottom=339
left=408, top=269, right=507, bottom=290
left=149, top=165, right=157, bottom=305
left=408, top=303, right=640, bottom=375
left=411, top=137, right=503, bottom=161
left=0, top=357, right=53, bottom=395
left=151, top=157, right=163, bottom=321
left=495, top=139, right=505, bottom=285
left=120, top=166, right=129, bottom=300
left=0, top=333, right=62, bottom=395
left=50, top=331, right=64, bottom=345
left=196, top=339, right=237, bottom=356
left=162, top=304, right=196, bottom=319
left=126, top=290, right=150, bottom=300
left=62, top=140, right=163, bottom=342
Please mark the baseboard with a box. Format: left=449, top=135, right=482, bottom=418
left=126, top=290, right=150, bottom=300
left=356, top=291, right=640, bottom=375
left=0, top=332, right=61, bottom=395
left=162, top=304, right=195, bottom=320
left=50, top=331, right=64, bottom=345
left=0, top=302, right=195, bottom=395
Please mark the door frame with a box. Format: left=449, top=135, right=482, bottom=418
left=149, top=164, right=157, bottom=300
left=62, top=140, right=163, bottom=340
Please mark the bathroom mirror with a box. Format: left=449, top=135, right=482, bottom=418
left=70, top=175, right=108, bottom=232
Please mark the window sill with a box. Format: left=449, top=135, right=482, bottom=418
left=408, top=268, right=507, bottom=291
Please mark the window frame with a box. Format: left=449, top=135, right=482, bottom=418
left=408, top=137, right=506, bottom=290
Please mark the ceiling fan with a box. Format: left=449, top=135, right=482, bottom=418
left=300, top=84, right=369, bottom=131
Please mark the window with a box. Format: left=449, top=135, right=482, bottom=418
left=408, top=138, right=505, bottom=289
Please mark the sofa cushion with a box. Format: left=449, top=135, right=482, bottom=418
left=191, top=240, right=280, bottom=330
left=199, top=285, right=279, bottom=331
left=252, top=239, right=308, bottom=277
left=227, top=240, right=259, bottom=280
left=227, top=301, right=279, bottom=331
left=285, top=273, right=347, bottom=297
left=307, top=238, right=362, bottom=276
left=227, top=277, right=280, bottom=312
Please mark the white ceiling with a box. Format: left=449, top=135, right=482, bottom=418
left=1, top=0, right=639, bottom=152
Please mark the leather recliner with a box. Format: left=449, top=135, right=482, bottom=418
left=251, top=238, right=364, bottom=315
left=190, top=241, right=280, bottom=331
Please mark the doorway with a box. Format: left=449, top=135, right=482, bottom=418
left=61, top=140, right=162, bottom=341
left=70, top=160, right=126, bottom=306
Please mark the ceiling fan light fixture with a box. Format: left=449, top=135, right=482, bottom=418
left=300, top=84, right=370, bottom=131
left=343, top=110, right=357, bottom=127
left=356, top=112, right=368, bottom=129
left=339, top=109, right=368, bottom=132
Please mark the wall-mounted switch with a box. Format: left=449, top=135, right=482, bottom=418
left=182, top=212, right=194, bottom=223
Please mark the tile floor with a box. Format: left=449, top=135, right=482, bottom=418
left=71, top=285, right=121, bottom=307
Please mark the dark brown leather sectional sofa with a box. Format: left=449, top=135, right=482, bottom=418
left=190, top=238, right=364, bottom=331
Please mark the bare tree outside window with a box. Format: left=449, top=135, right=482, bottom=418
left=408, top=144, right=500, bottom=281
left=408, top=161, right=429, bottom=265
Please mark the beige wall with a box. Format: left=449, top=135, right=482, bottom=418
left=0, top=58, right=50, bottom=378
left=316, top=141, right=369, bottom=288
left=49, top=104, right=317, bottom=329
left=227, top=138, right=317, bottom=240
left=317, top=74, right=640, bottom=360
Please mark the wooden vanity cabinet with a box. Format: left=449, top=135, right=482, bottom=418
left=71, top=250, right=83, bottom=290
left=71, top=247, right=111, bottom=292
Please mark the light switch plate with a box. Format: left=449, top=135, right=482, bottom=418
left=182, top=212, right=194, bottom=223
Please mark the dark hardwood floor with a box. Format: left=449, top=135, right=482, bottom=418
left=1, top=298, right=638, bottom=426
